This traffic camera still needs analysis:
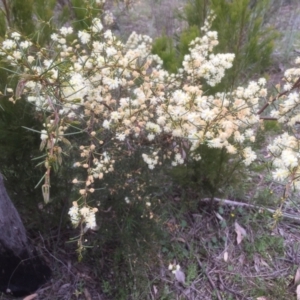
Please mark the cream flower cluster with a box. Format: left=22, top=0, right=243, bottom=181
left=268, top=133, right=300, bottom=188
left=183, top=37, right=235, bottom=86
left=142, top=152, right=159, bottom=169
left=91, top=152, right=115, bottom=178
left=68, top=201, right=98, bottom=230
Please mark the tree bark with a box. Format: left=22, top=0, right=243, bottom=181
left=0, top=173, right=28, bottom=254
left=0, top=173, right=51, bottom=297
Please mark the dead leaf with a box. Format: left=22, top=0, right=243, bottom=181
left=296, top=284, right=300, bottom=300
left=278, top=227, right=285, bottom=236
left=215, top=212, right=224, bottom=221
left=153, top=285, right=158, bottom=295
left=235, top=221, right=247, bottom=244
left=171, top=237, right=186, bottom=244
left=58, top=283, right=71, bottom=295
left=23, top=294, right=38, bottom=300
left=223, top=251, right=228, bottom=262
left=295, top=267, right=300, bottom=285
left=257, top=297, right=269, bottom=300
left=182, top=287, right=193, bottom=297
left=174, top=269, right=185, bottom=284
left=238, top=253, right=245, bottom=265
left=84, top=288, right=92, bottom=300
left=260, top=258, right=270, bottom=269
left=254, top=254, right=261, bottom=272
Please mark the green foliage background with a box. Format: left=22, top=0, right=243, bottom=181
left=152, top=0, right=278, bottom=90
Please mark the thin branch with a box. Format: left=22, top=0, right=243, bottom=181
left=259, top=116, right=300, bottom=125
left=257, top=76, right=300, bottom=115
left=259, top=116, right=278, bottom=121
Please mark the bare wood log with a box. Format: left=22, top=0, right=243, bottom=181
left=200, top=197, right=300, bottom=223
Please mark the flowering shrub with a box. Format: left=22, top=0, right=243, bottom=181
left=0, top=8, right=299, bottom=249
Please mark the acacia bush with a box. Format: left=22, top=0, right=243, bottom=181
left=0, top=9, right=260, bottom=240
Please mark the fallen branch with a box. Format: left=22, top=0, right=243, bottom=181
left=200, top=197, right=300, bottom=223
